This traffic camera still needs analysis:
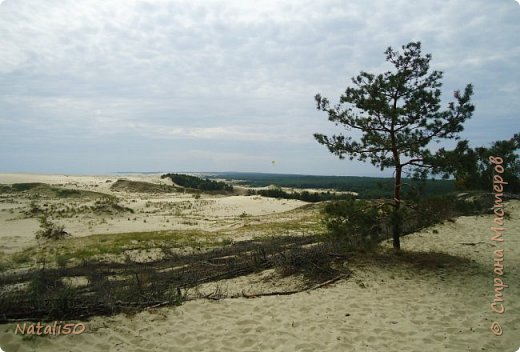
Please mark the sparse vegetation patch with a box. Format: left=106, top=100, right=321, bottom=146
left=110, top=179, right=179, bottom=193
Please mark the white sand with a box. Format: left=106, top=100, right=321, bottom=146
left=1, top=194, right=518, bottom=351
left=0, top=173, right=307, bottom=253
left=0, top=202, right=520, bottom=352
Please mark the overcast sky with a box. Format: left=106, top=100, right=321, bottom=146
left=0, top=0, right=519, bottom=176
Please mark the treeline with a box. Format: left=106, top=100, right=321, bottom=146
left=212, top=173, right=454, bottom=199
left=161, top=173, right=234, bottom=192
left=212, top=173, right=399, bottom=191
left=248, top=188, right=355, bottom=202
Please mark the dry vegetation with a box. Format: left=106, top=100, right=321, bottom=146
left=0, top=176, right=334, bottom=321
left=0, top=175, right=500, bottom=325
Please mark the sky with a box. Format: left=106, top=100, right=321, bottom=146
left=0, top=0, right=519, bottom=176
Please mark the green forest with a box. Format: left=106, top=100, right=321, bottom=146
left=209, top=172, right=455, bottom=199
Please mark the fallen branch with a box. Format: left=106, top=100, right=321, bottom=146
left=459, top=241, right=487, bottom=246
left=238, top=289, right=302, bottom=298
left=202, top=261, right=227, bottom=267
left=306, top=272, right=350, bottom=290
left=233, top=272, right=351, bottom=299
left=327, top=253, right=349, bottom=259
left=144, top=301, right=170, bottom=310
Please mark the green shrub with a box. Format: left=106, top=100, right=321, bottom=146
left=12, top=252, right=31, bottom=265
left=55, top=255, right=68, bottom=268
left=165, top=285, right=184, bottom=306
left=323, top=199, right=389, bottom=250
left=0, top=184, right=12, bottom=194
left=399, top=193, right=493, bottom=234
left=56, top=189, right=82, bottom=198
left=26, top=201, right=44, bottom=217
left=92, top=197, right=134, bottom=214
left=35, top=216, right=70, bottom=241
left=11, top=183, right=46, bottom=192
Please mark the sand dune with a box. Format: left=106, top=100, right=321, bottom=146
left=1, top=195, right=518, bottom=351
left=0, top=173, right=307, bottom=253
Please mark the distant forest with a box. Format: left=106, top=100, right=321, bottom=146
left=208, top=172, right=455, bottom=199
left=162, top=173, right=234, bottom=192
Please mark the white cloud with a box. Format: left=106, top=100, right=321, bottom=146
left=0, top=0, right=519, bottom=174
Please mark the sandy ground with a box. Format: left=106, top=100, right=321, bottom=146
left=1, top=187, right=518, bottom=351
left=0, top=173, right=307, bottom=253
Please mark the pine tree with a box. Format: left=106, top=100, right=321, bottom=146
left=314, top=42, right=474, bottom=249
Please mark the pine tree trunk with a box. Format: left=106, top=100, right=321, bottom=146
left=392, top=166, right=402, bottom=250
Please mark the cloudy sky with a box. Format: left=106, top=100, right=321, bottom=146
left=0, top=0, right=519, bottom=176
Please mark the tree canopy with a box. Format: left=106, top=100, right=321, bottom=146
left=314, top=41, right=474, bottom=249
left=429, top=133, right=520, bottom=193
